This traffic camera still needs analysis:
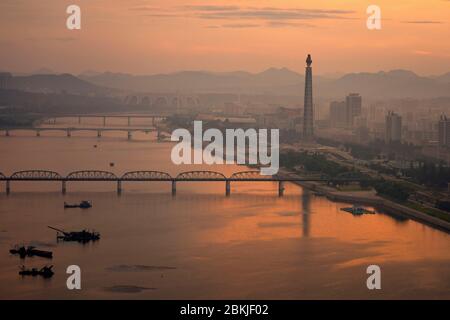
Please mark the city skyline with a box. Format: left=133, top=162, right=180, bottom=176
left=1, top=0, right=450, bottom=303
left=0, top=0, right=449, bottom=75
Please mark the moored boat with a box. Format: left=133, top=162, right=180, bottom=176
left=19, top=265, right=54, bottom=278
left=10, top=246, right=53, bottom=259
left=340, top=205, right=375, bottom=215
left=64, top=200, right=92, bottom=209
left=48, top=226, right=100, bottom=243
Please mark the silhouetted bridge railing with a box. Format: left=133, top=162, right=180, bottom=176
left=0, top=127, right=158, bottom=140
left=0, top=170, right=376, bottom=196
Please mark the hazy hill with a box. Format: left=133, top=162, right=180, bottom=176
left=78, top=68, right=304, bottom=95
left=434, top=72, right=450, bottom=84
left=9, top=73, right=112, bottom=96
left=322, top=70, right=448, bottom=99
left=80, top=68, right=450, bottom=98
left=4, top=68, right=449, bottom=99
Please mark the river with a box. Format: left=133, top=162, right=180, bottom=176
left=0, top=118, right=449, bottom=299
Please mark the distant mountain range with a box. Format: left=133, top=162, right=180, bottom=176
left=79, top=68, right=304, bottom=95
left=79, top=68, right=450, bottom=98
left=2, top=68, right=450, bottom=99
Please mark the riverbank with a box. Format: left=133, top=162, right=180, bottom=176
left=282, top=171, right=450, bottom=233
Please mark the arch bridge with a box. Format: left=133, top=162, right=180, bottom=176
left=1, top=169, right=376, bottom=196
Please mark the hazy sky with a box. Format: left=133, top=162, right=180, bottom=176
left=0, top=0, right=449, bottom=75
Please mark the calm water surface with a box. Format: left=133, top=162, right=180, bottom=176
left=0, top=119, right=449, bottom=299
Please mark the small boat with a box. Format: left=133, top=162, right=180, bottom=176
left=19, top=265, right=54, bottom=278
left=48, top=226, right=100, bottom=243
left=10, top=246, right=53, bottom=259
left=64, top=200, right=92, bottom=209
left=340, top=206, right=375, bottom=215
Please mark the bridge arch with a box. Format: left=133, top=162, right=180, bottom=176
left=10, top=170, right=62, bottom=180
left=176, top=171, right=226, bottom=180
left=0, top=172, right=6, bottom=180
left=229, top=171, right=270, bottom=180
left=127, top=96, right=138, bottom=105
left=153, top=96, right=169, bottom=108
left=121, top=171, right=172, bottom=181
left=66, top=170, right=117, bottom=181
left=140, top=96, right=151, bottom=105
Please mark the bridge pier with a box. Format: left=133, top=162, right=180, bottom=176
left=6, top=180, right=10, bottom=195
left=36, top=130, right=40, bottom=137
left=152, top=117, right=155, bottom=126
left=171, top=180, right=176, bottom=196
left=78, top=116, right=81, bottom=124
left=127, top=131, right=132, bottom=140
left=117, top=180, right=122, bottom=195
left=127, top=116, right=131, bottom=126
left=97, top=130, right=101, bottom=138
left=62, top=180, right=66, bottom=194
left=66, top=130, right=71, bottom=137
left=103, top=117, right=106, bottom=126
left=278, top=181, right=285, bottom=197
left=225, top=180, right=231, bottom=196
left=5, top=130, right=9, bottom=137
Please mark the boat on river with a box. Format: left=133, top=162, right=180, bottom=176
left=64, top=200, right=92, bottom=209
left=19, top=265, right=54, bottom=278
left=48, top=226, right=100, bottom=243
left=340, top=206, right=375, bottom=215
left=10, top=246, right=53, bottom=259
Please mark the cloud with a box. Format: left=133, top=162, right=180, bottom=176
left=220, top=23, right=261, bottom=28
left=267, top=21, right=315, bottom=28
left=192, top=7, right=354, bottom=21
left=182, top=5, right=241, bottom=12
left=208, top=22, right=314, bottom=29
left=402, top=20, right=443, bottom=24
left=413, top=50, right=433, bottom=56
left=131, top=4, right=355, bottom=27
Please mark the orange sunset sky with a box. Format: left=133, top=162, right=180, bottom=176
left=0, top=0, right=449, bottom=75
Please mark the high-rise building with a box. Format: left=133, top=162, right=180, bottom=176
left=438, top=115, right=450, bottom=148
left=385, top=111, right=402, bottom=143
left=303, top=54, right=314, bottom=139
left=329, top=101, right=346, bottom=127
left=345, top=93, right=362, bottom=128
left=0, top=72, right=12, bottom=90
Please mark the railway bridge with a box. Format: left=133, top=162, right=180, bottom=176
left=0, top=170, right=376, bottom=196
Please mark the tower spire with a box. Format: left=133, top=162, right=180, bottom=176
left=303, top=54, right=314, bottom=139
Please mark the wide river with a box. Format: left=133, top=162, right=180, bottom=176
left=0, top=118, right=449, bottom=299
